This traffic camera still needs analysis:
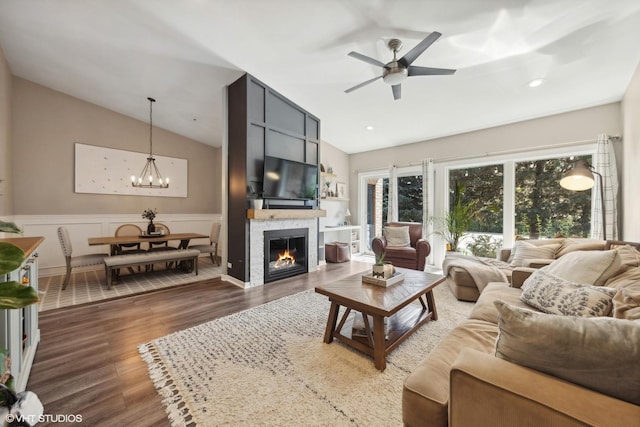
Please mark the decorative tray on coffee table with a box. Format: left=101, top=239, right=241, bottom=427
left=362, top=272, right=405, bottom=287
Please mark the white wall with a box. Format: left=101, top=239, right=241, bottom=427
left=622, top=62, right=640, bottom=241
left=349, top=103, right=622, bottom=234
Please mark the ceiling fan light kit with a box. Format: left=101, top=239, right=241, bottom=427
left=346, top=31, right=456, bottom=100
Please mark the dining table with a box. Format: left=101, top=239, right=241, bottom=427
left=88, top=232, right=208, bottom=255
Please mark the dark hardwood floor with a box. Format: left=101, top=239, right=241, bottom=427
left=28, top=260, right=372, bottom=427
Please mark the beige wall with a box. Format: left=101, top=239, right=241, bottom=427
left=0, top=47, right=12, bottom=215
left=11, top=78, right=221, bottom=215
left=622, top=62, right=640, bottom=241
left=348, top=103, right=623, bottom=227
left=320, top=140, right=349, bottom=196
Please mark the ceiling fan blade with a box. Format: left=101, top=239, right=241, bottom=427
left=348, top=51, right=386, bottom=68
left=408, top=66, right=456, bottom=76
left=399, top=31, right=442, bottom=67
left=345, top=75, right=383, bottom=93
left=392, top=84, right=401, bottom=100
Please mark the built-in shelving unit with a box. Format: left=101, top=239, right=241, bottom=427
left=0, top=237, right=43, bottom=392
left=319, top=225, right=361, bottom=262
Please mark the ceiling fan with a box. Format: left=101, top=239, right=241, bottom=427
left=345, top=31, right=456, bottom=100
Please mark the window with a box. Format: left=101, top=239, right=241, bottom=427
left=515, top=156, right=592, bottom=239
left=445, top=152, right=593, bottom=257
left=449, top=165, right=503, bottom=233
left=397, top=174, right=423, bottom=222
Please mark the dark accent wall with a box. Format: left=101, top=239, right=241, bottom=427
left=227, top=74, right=321, bottom=282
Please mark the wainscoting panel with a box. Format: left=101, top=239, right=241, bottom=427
left=10, top=214, right=222, bottom=276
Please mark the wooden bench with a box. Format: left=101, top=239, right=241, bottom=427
left=104, top=249, right=200, bottom=289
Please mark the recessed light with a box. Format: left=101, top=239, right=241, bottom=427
left=528, top=78, right=544, bottom=88
left=365, top=125, right=374, bottom=131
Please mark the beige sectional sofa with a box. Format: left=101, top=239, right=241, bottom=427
left=444, top=237, right=607, bottom=301
left=403, top=243, right=640, bottom=427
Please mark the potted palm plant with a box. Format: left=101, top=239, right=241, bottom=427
left=432, top=182, right=477, bottom=253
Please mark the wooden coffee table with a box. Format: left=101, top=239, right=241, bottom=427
left=315, top=268, right=444, bottom=370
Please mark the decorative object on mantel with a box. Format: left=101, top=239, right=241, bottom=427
left=247, top=184, right=264, bottom=209
left=131, top=97, right=170, bottom=189
left=142, top=208, right=158, bottom=234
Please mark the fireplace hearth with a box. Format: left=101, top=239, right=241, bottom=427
left=264, top=228, right=308, bottom=283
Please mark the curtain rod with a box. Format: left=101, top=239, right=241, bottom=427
left=356, top=135, right=621, bottom=172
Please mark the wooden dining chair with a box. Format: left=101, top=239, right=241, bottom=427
left=115, top=223, right=147, bottom=273
left=147, top=223, right=177, bottom=270
left=189, top=222, right=221, bottom=266
left=114, top=224, right=146, bottom=255
left=57, top=226, right=108, bottom=290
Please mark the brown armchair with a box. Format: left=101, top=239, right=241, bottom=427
left=372, top=222, right=431, bottom=271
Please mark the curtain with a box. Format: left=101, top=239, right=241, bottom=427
left=422, top=159, right=434, bottom=265
left=592, top=134, right=619, bottom=240
left=387, top=166, right=398, bottom=223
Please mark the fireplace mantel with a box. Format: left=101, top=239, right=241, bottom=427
left=247, top=209, right=326, bottom=220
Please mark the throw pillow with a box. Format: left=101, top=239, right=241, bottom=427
left=509, top=241, right=560, bottom=267
left=383, top=226, right=410, bottom=247
left=544, top=249, right=621, bottom=286
left=520, top=269, right=616, bottom=317
left=614, top=244, right=640, bottom=272
left=494, top=301, right=640, bottom=405
left=556, top=238, right=606, bottom=258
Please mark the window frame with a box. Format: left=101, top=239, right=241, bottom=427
left=432, top=144, right=595, bottom=265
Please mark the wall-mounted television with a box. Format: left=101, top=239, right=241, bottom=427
left=262, top=156, right=318, bottom=201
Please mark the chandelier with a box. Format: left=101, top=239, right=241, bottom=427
left=131, top=97, right=169, bottom=188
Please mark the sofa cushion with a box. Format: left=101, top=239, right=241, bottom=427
left=613, top=244, right=640, bottom=272
left=506, top=238, right=564, bottom=264
left=494, top=301, right=640, bottom=405
left=383, top=225, right=410, bottom=247
left=468, top=283, right=529, bottom=324
left=556, top=238, right=606, bottom=258
left=509, top=241, right=560, bottom=267
left=604, top=266, right=640, bottom=320
left=520, top=269, right=616, bottom=317
left=544, top=249, right=621, bottom=286
left=402, top=319, right=498, bottom=427
left=384, top=245, right=416, bottom=261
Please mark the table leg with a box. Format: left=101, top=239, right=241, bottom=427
left=324, top=302, right=340, bottom=344
left=425, top=290, right=438, bottom=321
left=372, top=315, right=387, bottom=370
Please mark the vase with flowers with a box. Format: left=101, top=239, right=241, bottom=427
left=142, top=208, right=158, bottom=234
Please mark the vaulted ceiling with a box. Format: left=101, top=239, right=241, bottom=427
left=1, top=0, right=639, bottom=154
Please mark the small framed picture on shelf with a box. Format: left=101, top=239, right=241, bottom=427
left=336, top=182, right=346, bottom=198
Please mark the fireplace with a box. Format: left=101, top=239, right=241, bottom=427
left=264, top=228, right=308, bottom=283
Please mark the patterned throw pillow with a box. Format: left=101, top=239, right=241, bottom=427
left=383, top=226, right=410, bottom=247
left=521, top=269, right=616, bottom=317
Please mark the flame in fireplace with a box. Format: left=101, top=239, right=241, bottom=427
left=275, top=249, right=295, bottom=268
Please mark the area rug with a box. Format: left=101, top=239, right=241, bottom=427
left=38, top=259, right=221, bottom=312
left=139, top=284, right=474, bottom=426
